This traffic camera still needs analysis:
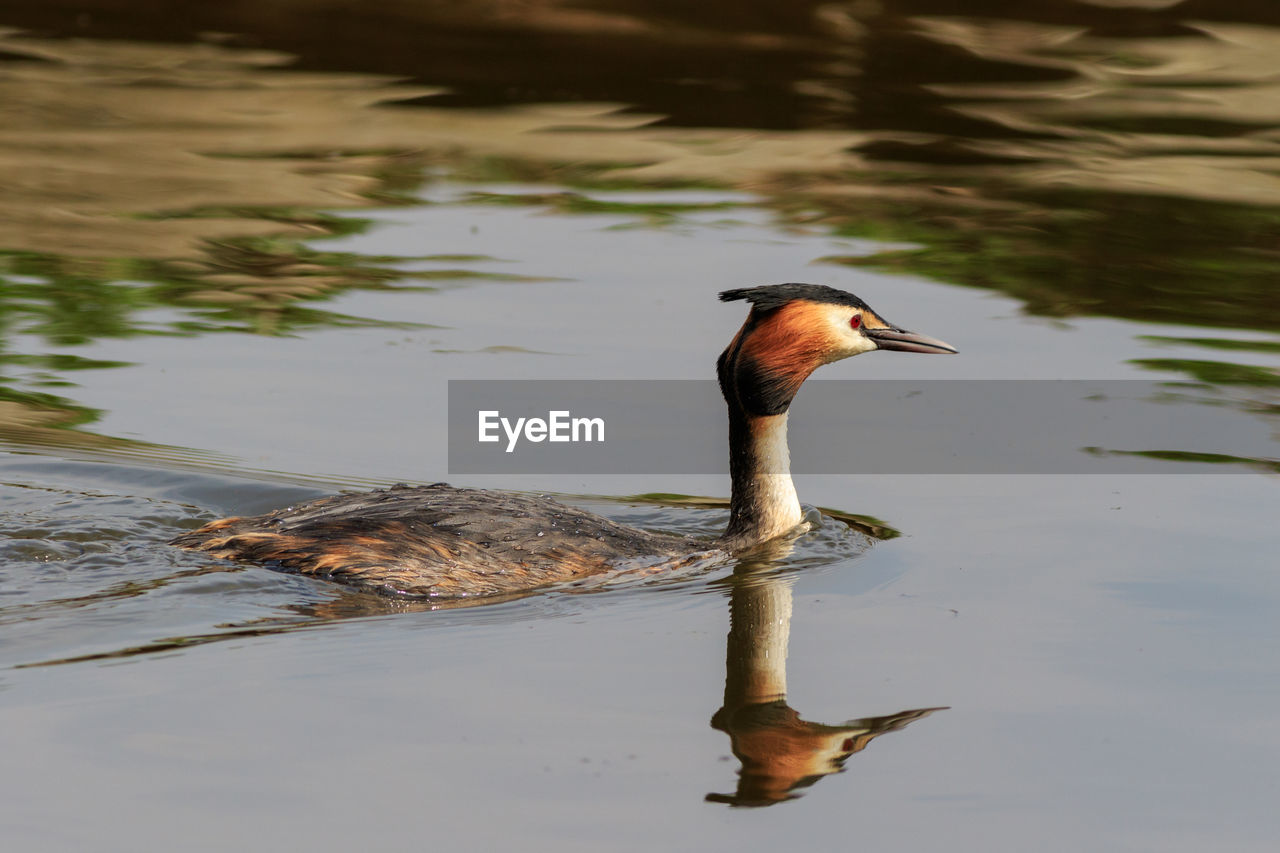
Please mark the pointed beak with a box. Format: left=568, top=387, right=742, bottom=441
left=865, top=327, right=958, bottom=355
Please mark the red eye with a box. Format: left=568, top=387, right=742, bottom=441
left=849, top=314, right=862, bottom=329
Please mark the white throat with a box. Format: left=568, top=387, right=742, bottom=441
left=747, top=413, right=803, bottom=541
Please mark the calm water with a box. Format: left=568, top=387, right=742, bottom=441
left=1, top=2, right=1278, bottom=851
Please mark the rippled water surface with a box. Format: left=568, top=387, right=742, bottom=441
left=0, top=2, right=1278, bottom=851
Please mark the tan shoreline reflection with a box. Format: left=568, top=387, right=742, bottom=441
left=708, top=548, right=944, bottom=807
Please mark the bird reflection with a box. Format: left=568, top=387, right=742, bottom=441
left=20, top=514, right=944, bottom=811
left=707, top=549, right=944, bottom=807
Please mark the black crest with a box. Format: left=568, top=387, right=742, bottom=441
left=719, top=283, right=871, bottom=313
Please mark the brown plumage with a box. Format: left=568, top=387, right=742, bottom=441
left=173, top=283, right=956, bottom=600
left=172, top=483, right=709, bottom=598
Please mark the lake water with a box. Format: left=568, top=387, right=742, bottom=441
left=0, top=2, right=1277, bottom=851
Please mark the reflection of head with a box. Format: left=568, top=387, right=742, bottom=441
left=707, top=702, right=944, bottom=807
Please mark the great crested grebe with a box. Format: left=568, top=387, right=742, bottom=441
left=172, top=284, right=956, bottom=598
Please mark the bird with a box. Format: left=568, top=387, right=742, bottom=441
left=171, top=283, right=956, bottom=599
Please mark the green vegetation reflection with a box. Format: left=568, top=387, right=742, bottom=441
left=1, top=16, right=1278, bottom=472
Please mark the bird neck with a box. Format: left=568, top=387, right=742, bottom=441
left=716, top=320, right=808, bottom=550
left=720, top=406, right=804, bottom=550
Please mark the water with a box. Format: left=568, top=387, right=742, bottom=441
left=0, top=2, right=1278, bottom=851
